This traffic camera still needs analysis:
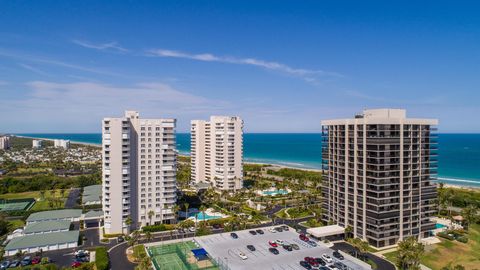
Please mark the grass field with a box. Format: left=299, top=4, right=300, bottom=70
left=384, top=223, right=480, bottom=270
left=0, top=190, right=68, bottom=211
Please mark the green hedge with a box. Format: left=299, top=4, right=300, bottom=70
left=437, top=232, right=454, bottom=240
left=142, top=223, right=175, bottom=232
left=95, top=246, right=109, bottom=270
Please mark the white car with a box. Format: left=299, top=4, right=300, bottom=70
left=188, top=227, right=196, bottom=232
left=74, top=250, right=90, bottom=256
left=238, top=252, right=248, bottom=260
left=275, top=239, right=284, bottom=245
left=322, top=254, right=333, bottom=263
left=269, top=227, right=277, bottom=233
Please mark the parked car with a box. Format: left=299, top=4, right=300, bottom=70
left=188, top=227, right=196, bottom=232
left=275, top=239, right=284, bottom=245
left=299, top=261, right=312, bottom=269
left=291, top=243, right=300, bottom=250
left=230, top=232, right=239, bottom=239
left=304, top=257, right=319, bottom=267
left=274, top=227, right=283, bottom=232
left=299, top=233, right=309, bottom=242
left=333, top=250, right=344, bottom=260
left=71, top=261, right=82, bottom=268
left=0, top=261, right=10, bottom=269
left=20, top=256, right=31, bottom=266
left=247, top=245, right=256, bottom=251
left=268, top=248, right=279, bottom=255
left=282, top=244, right=292, bottom=251
left=31, top=257, right=41, bottom=265
left=238, top=252, right=248, bottom=260
left=117, top=236, right=125, bottom=242
left=255, top=229, right=264, bottom=234
left=268, top=227, right=277, bottom=233
left=212, top=224, right=222, bottom=229
left=334, top=262, right=347, bottom=270
left=315, top=257, right=327, bottom=266
left=281, top=225, right=289, bottom=231
left=8, top=260, right=20, bottom=268
left=321, top=254, right=333, bottom=264
left=308, top=240, right=317, bottom=247
left=268, top=241, right=278, bottom=247
left=74, top=250, right=90, bottom=256
left=249, top=230, right=257, bottom=235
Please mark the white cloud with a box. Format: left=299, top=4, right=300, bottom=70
left=72, top=40, right=128, bottom=53
left=18, top=63, right=50, bottom=76
left=147, top=48, right=342, bottom=83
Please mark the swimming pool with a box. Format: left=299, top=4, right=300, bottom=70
left=435, top=223, right=447, bottom=229
left=190, top=212, right=223, bottom=221
left=262, top=189, right=289, bottom=196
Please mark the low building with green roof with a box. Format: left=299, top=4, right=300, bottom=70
left=26, top=209, right=82, bottom=224
left=5, top=230, right=79, bottom=256
left=24, top=220, right=71, bottom=235
left=82, top=184, right=102, bottom=205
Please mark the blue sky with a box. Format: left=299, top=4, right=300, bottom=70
left=0, top=1, right=479, bottom=133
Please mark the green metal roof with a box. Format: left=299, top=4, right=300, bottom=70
left=24, top=220, right=71, bottom=234
left=26, top=209, right=82, bottom=222
left=5, top=230, right=79, bottom=251
left=84, top=209, right=103, bottom=219
left=82, top=185, right=102, bottom=204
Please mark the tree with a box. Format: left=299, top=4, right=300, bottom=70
left=145, top=231, right=152, bottom=242
left=125, top=216, right=133, bottom=232
left=184, top=202, right=190, bottom=220
left=39, top=190, right=46, bottom=201
left=396, top=237, right=424, bottom=270
left=147, top=210, right=155, bottom=226
left=461, top=204, right=478, bottom=230
left=344, top=225, right=353, bottom=240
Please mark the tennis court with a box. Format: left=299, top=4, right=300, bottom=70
left=0, top=198, right=35, bottom=211
left=147, top=241, right=219, bottom=270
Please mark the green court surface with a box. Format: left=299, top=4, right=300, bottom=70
left=0, top=199, right=35, bottom=211
left=147, top=241, right=219, bottom=270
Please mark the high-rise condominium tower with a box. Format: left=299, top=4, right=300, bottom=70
left=321, top=109, right=438, bottom=248
left=191, top=116, right=243, bottom=191
left=102, top=111, right=177, bottom=234
left=0, top=136, right=11, bottom=150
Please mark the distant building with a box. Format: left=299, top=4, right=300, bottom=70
left=54, top=139, right=70, bottom=149
left=102, top=111, right=177, bottom=234
left=191, top=116, right=244, bottom=191
left=0, top=136, right=11, bottom=150
left=321, top=109, right=438, bottom=248
left=32, top=139, right=43, bottom=149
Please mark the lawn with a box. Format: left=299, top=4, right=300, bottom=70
left=8, top=219, right=25, bottom=231
left=0, top=189, right=68, bottom=211
left=383, top=223, right=480, bottom=270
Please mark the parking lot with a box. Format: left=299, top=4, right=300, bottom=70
left=195, top=226, right=371, bottom=270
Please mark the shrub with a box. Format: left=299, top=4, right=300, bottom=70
left=95, top=247, right=109, bottom=270
left=142, top=224, right=167, bottom=232
left=437, top=232, right=455, bottom=240
left=456, top=236, right=469, bottom=243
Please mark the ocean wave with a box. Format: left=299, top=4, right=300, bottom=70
left=436, top=177, right=480, bottom=185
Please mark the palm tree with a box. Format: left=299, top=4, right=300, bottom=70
left=184, top=202, right=190, bottom=220
left=344, top=225, right=353, bottom=240
left=147, top=210, right=155, bottom=226
left=396, top=237, right=424, bottom=270
left=125, top=216, right=133, bottom=233
left=145, top=231, right=152, bottom=242
left=461, top=204, right=478, bottom=230
left=199, top=205, right=207, bottom=224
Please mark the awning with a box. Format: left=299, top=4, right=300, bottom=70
left=191, top=248, right=209, bottom=260
left=306, top=225, right=345, bottom=238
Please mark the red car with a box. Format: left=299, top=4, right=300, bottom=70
left=71, top=261, right=82, bottom=268
left=31, top=257, right=41, bottom=265
left=304, top=257, right=319, bottom=267
left=299, top=234, right=309, bottom=242
left=268, top=241, right=278, bottom=247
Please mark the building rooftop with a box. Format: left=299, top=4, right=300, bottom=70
left=84, top=209, right=103, bottom=219
left=5, top=230, right=79, bottom=251
left=26, top=209, right=82, bottom=223
left=306, top=225, right=345, bottom=238
left=24, top=220, right=71, bottom=234
left=82, top=184, right=102, bottom=204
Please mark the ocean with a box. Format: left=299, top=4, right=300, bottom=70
left=16, top=133, right=480, bottom=188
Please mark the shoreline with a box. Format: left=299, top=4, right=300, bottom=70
left=11, top=134, right=480, bottom=190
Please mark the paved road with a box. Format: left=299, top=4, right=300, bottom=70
left=333, top=242, right=396, bottom=270
left=65, top=188, right=81, bottom=208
